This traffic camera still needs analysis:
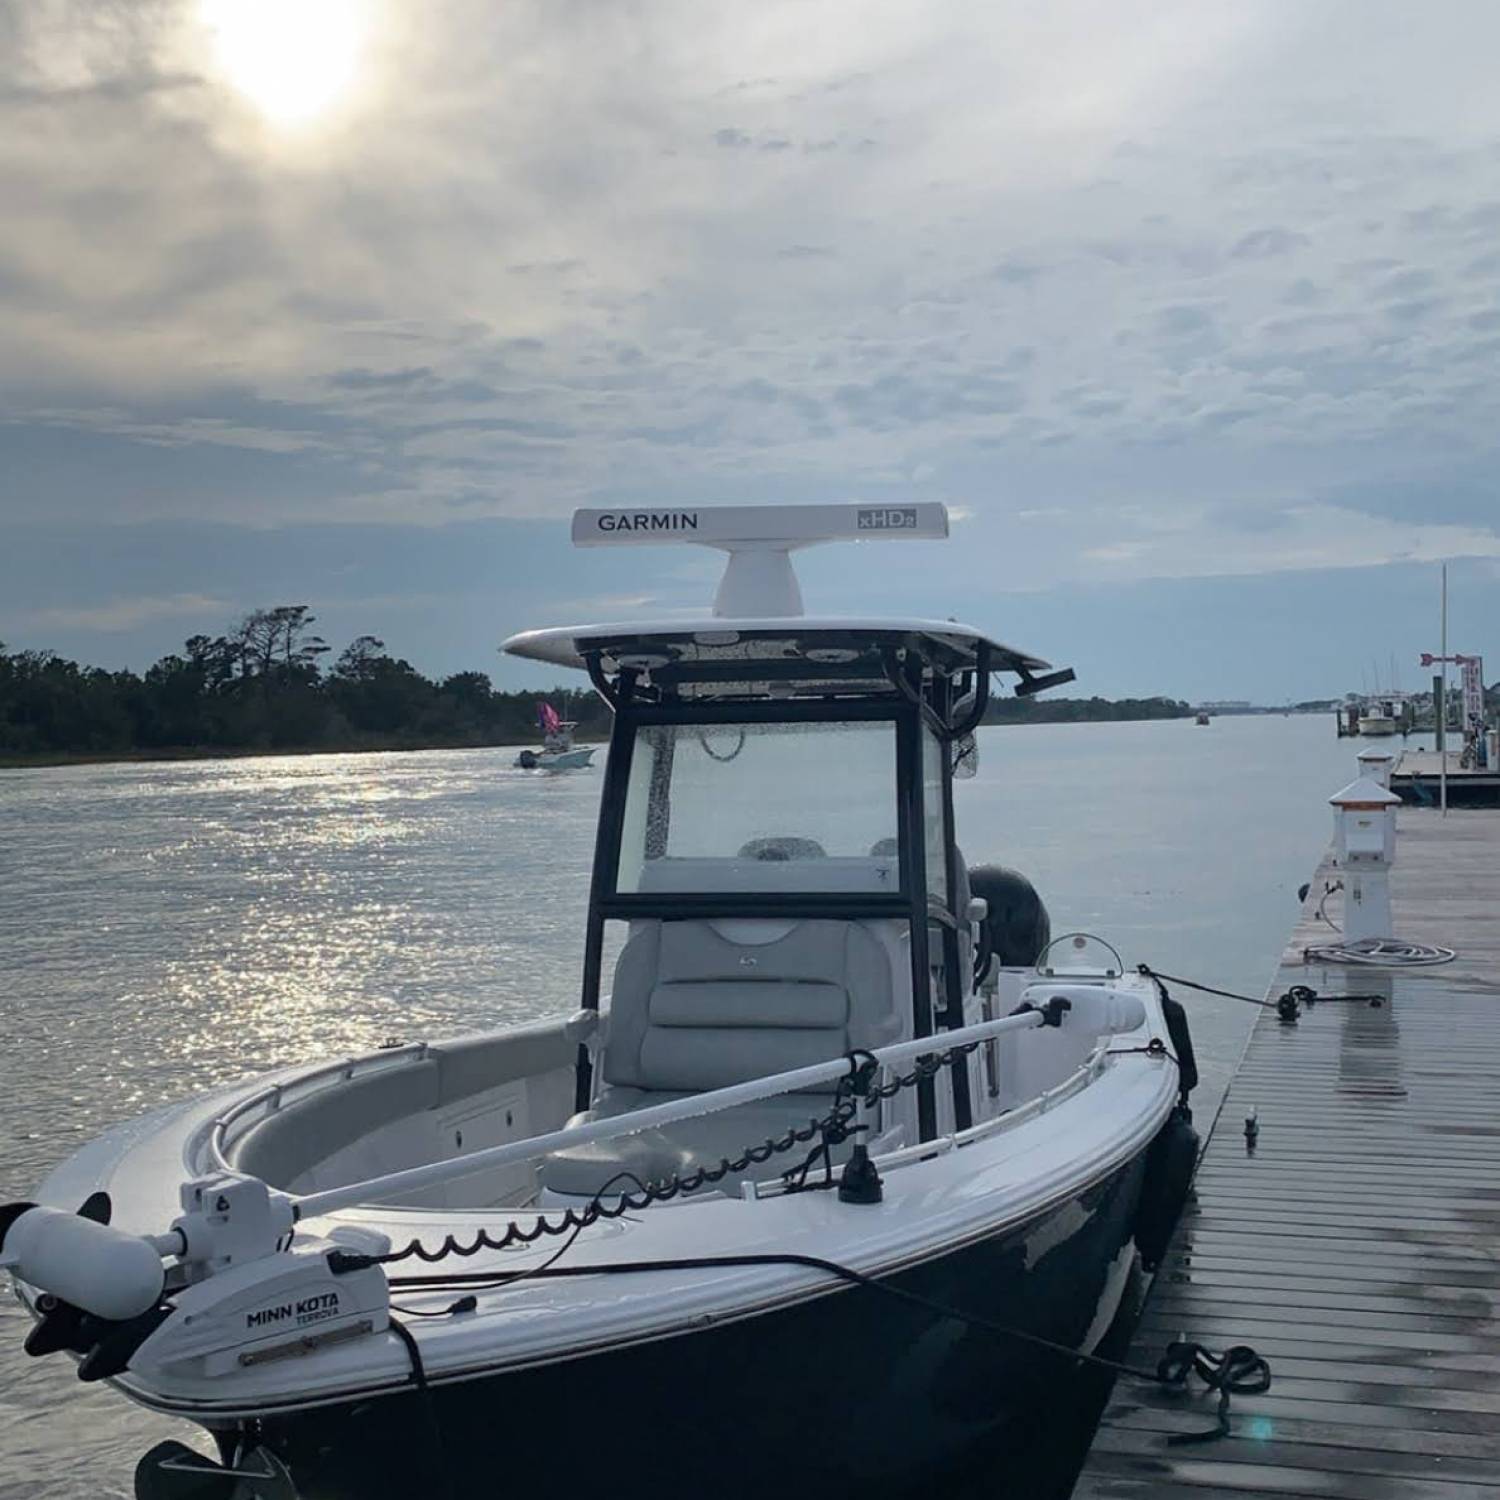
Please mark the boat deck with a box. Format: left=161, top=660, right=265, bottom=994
left=1072, top=807, right=1500, bottom=1498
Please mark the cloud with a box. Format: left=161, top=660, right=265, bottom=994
left=1230, top=227, right=1310, bottom=260
left=1047, top=502, right=1500, bottom=585
left=0, top=0, right=1499, bottom=621
left=1152, top=304, right=1217, bottom=338
left=11, top=593, right=229, bottom=633
left=326, top=367, right=433, bottom=390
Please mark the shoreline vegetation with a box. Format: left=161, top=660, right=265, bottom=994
left=2, top=605, right=1198, bottom=770
left=0, top=606, right=612, bottom=770
left=982, top=695, right=1191, bottom=725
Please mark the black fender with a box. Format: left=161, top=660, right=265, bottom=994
left=1133, top=1106, right=1200, bottom=1272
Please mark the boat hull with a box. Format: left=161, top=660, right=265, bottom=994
left=516, top=746, right=596, bottom=770
left=222, top=1155, right=1146, bottom=1500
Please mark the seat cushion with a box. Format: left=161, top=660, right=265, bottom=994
left=548, top=916, right=903, bottom=1200
left=539, top=1129, right=696, bottom=1199
left=540, top=1090, right=838, bottom=1200
left=603, top=919, right=896, bottom=1095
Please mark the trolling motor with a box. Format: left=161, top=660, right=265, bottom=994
left=1, top=1174, right=389, bottom=1385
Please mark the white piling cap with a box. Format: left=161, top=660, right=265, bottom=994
left=1329, top=776, right=1401, bottom=808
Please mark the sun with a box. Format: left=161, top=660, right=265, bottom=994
left=201, top=0, right=365, bottom=125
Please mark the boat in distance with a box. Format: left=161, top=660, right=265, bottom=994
left=514, top=699, right=596, bottom=771
left=3, top=502, right=1198, bottom=1500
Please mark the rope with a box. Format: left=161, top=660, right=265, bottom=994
left=1296, top=888, right=1456, bottom=967
left=1137, top=966, right=1276, bottom=1008
left=1137, top=965, right=1382, bottom=1014
left=1155, top=1340, right=1272, bottom=1444
left=1304, top=937, right=1455, bottom=967
left=383, top=1251, right=1269, bottom=1443
left=1314, top=881, right=1342, bottom=930
left=388, top=1315, right=455, bottom=1500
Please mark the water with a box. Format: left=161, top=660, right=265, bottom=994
left=0, top=716, right=1356, bottom=1497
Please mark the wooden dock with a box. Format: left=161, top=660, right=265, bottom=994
left=1073, top=807, right=1500, bottom=1498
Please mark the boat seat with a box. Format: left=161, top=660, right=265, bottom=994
left=870, top=837, right=978, bottom=988
left=541, top=918, right=904, bottom=1199
left=538, top=1089, right=839, bottom=1199
left=738, top=836, right=827, bottom=862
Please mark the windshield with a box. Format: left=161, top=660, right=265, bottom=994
left=615, top=718, right=899, bottom=894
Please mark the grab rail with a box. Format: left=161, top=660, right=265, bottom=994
left=206, top=1042, right=432, bottom=1175
left=206, top=1012, right=601, bottom=1175
left=291, top=1009, right=1063, bottom=1219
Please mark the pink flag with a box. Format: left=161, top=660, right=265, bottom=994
left=537, top=701, right=562, bottom=734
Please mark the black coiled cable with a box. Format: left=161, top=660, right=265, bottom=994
left=1156, top=1340, right=1272, bottom=1444
left=351, top=1047, right=943, bottom=1270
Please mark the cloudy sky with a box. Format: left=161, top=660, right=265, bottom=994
left=2, top=0, right=1498, bottom=701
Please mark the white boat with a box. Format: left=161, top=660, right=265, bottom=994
left=515, top=702, right=596, bottom=770
left=1358, top=696, right=1402, bottom=736
left=3, top=504, right=1198, bottom=1500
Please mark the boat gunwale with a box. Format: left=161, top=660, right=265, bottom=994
left=104, top=1081, right=1170, bottom=1422
left=200, top=1009, right=1125, bottom=1212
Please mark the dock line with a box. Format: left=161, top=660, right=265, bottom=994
left=1137, top=964, right=1384, bottom=1018
left=388, top=1250, right=1272, bottom=1445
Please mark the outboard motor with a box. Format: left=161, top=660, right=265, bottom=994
left=969, top=865, right=1052, bottom=983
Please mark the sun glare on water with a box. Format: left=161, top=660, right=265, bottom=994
left=201, top=0, right=365, bottom=125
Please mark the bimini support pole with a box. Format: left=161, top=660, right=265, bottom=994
left=571, top=504, right=950, bottom=620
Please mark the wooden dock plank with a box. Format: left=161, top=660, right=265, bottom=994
left=1073, top=808, right=1500, bottom=1497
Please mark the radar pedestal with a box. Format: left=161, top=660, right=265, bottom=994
left=1330, top=777, right=1402, bottom=945
left=571, top=503, right=950, bottom=619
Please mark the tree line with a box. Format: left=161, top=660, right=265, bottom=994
left=1, top=604, right=1196, bottom=762
left=983, top=694, right=1191, bottom=724
left=0, top=606, right=610, bottom=760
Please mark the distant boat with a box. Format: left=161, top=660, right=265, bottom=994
left=516, top=700, right=596, bottom=770
left=1195, top=712, right=1210, bottom=726
left=1358, top=695, right=1403, bottom=736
